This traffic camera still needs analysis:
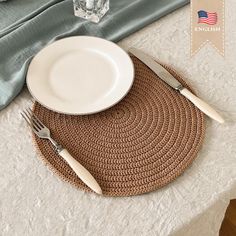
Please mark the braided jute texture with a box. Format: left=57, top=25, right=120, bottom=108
left=32, top=55, right=206, bottom=197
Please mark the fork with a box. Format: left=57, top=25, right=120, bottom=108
left=21, top=108, right=102, bottom=195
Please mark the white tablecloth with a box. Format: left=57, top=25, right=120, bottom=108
left=0, top=3, right=236, bottom=236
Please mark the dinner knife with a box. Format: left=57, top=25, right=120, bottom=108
left=129, top=48, right=224, bottom=123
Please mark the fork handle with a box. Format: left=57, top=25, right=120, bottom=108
left=59, top=149, right=102, bottom=195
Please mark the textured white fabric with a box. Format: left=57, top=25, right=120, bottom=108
left=0, top=3, right=236, bottom=236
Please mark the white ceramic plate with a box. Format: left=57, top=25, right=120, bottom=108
left=27, top=36, right=134, bottom=115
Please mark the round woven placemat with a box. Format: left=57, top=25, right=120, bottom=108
left=32, top=55, right=206, bottom=197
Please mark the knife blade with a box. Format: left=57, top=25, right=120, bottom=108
left=129, top=48, right=224, bottom=123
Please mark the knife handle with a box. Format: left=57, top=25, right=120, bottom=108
left=180, top=88, right=224, bottom=123
left=59, top=149, right=102, bottom=195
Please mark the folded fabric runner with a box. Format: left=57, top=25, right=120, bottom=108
left=0, top=0, right=189, bottom=110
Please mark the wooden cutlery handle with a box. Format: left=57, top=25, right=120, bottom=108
left=59, top=149, right=102, bottom=195
left=180, top=88, right=224, bottom=123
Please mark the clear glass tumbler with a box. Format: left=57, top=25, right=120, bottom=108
left=73, top=0, right=109, bottom=23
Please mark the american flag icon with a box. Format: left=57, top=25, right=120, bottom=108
left=198, top=10, right=218, bottom=25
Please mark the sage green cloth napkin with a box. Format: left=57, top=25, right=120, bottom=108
left=0, top=0, right=189, bottom=110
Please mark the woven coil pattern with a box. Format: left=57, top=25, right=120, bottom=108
left=33, top=56, right=206, bottom=197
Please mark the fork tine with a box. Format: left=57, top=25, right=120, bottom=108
left=29, top=116, right=41, bottom=132
left=28, top=108, right=45, bottom=128
left=23, top=109, right=40, bottom=132
left=31, top=118, right=41, bottom=131
left=32, top=116, right=44, bottom=129
left=21, top=111, right=31, bottom=126
left=21, top=111, right=38, bottom=133
left=25, top=108, right=42, bottom=130
left=23, top=110, right=32, bottom=124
